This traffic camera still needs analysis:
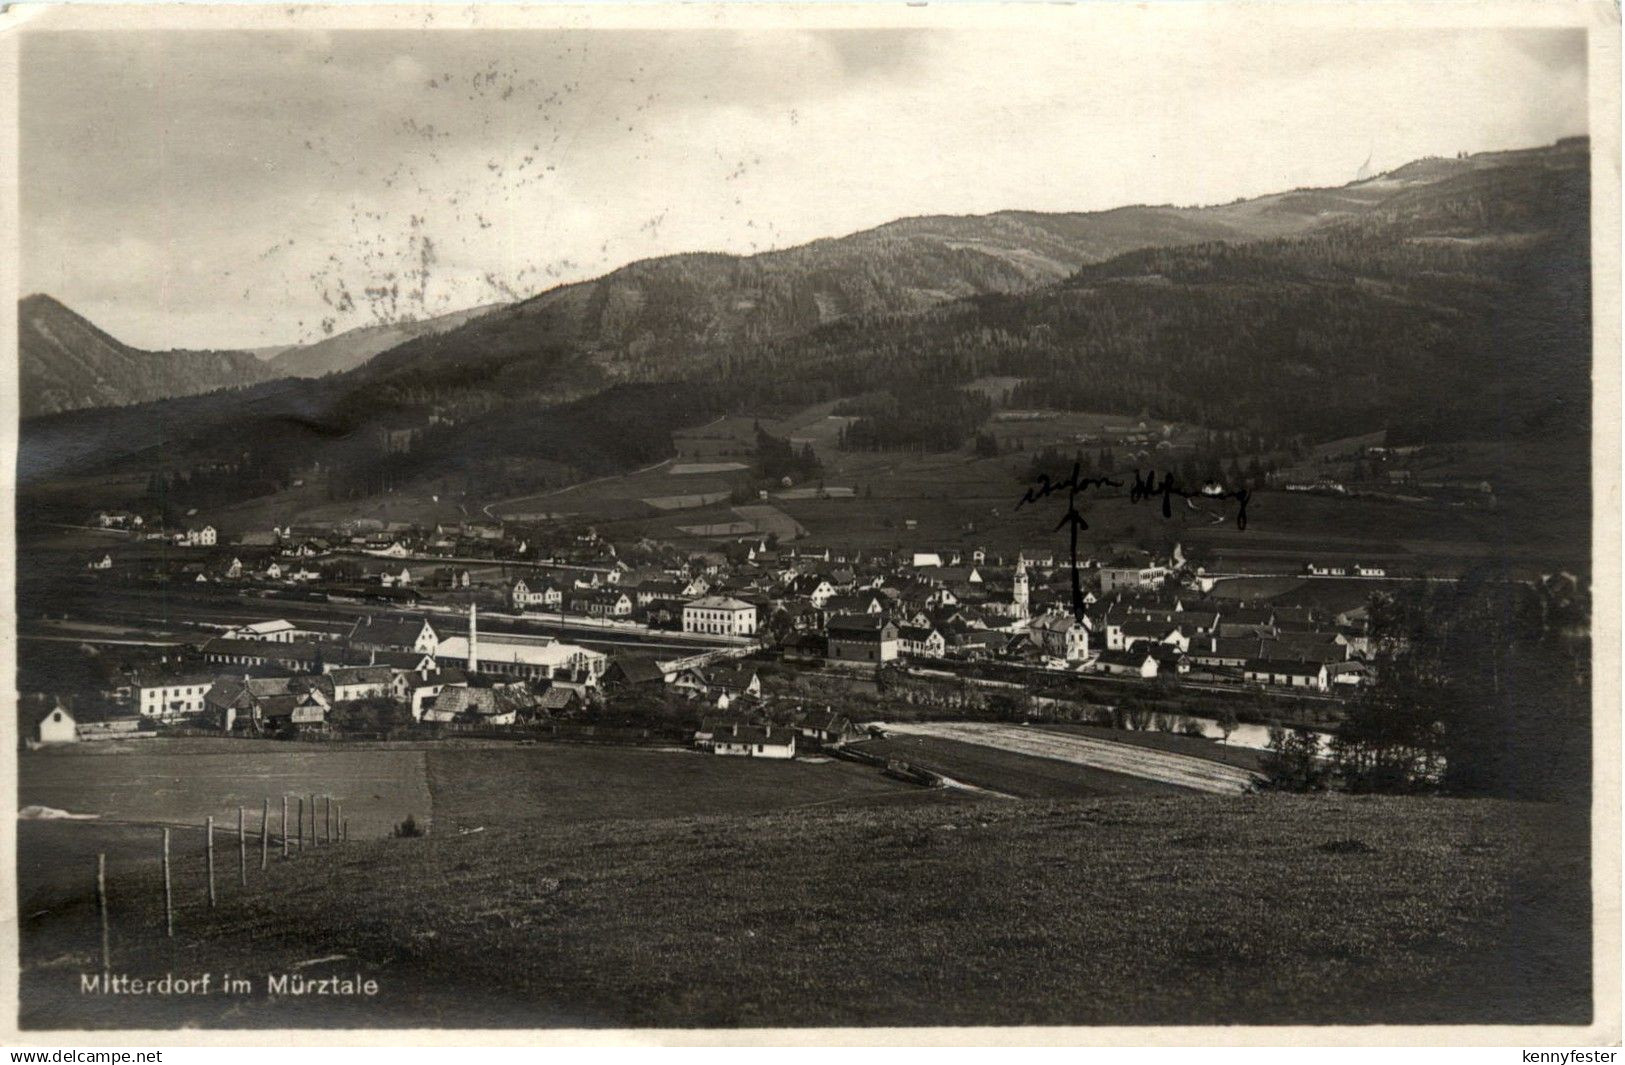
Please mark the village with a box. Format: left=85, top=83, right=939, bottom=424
left=21, top=501, right=1387, bottom=756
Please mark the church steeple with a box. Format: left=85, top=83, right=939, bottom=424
left=1013, top=557, right=1030, bottom=619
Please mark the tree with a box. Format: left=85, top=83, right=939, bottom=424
left=1260, top=725, right=1329, bottom=791
left=1216, top=707, right=1239, bottom=744
left=1330, top=575, right=1588, bottom=801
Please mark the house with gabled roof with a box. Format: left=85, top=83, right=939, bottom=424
left=897, top=624, right=947, bottom=659
left=1095, top=648, right=1159, bottom=678
left=706, top=722, right=797, bottom=759
left=1029, top=610, right=1091, bottom=662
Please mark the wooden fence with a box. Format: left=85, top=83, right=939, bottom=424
left=90, top=791, right=358, bottom=973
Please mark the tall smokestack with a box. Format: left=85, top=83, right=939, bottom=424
left=468, top=603, right=479, bottom=673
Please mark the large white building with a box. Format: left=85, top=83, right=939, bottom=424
left=682, top=596, right=758, bottom=637
left=225, top=619, right=303, bottom=643
left=136, top=675, right=216, bottom=721
left=181, top=526, right=217, bottom=547
left=435, top=605, right=608, bottom=682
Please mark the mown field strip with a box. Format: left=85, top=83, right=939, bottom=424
left=876, top=721, right=1263, bottom=794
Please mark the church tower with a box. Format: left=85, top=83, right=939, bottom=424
left=1013, top=558, right=1030, bottom=619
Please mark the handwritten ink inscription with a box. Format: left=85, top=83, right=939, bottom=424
left=1017, top=464, right=1252, bottom=618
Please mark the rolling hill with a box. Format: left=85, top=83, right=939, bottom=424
left=352, top=190, right=1398, bottom=392
left=17, top=137, right=1591, bottom=521
left=17, top=294, right=283, bottom=417
left=267, top=303, right=501, bottom=380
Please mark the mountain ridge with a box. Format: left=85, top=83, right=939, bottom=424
left=17, top=137, right=1589, bottom=514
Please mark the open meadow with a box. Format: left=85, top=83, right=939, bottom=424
left=18, top=792, right=1590, bottom=1028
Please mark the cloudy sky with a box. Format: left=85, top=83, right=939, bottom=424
left=21, top=21, right=1589, bottom=351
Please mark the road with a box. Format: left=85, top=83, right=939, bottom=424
left=479, top=457, right=675, bottom=520
left=872, top=721, right=1263, bottom=795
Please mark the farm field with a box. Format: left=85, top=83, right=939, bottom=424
left=873, top=721, right=1264, bottom=793
left=1034, top=724, right=1266, bottom=772
left=852, top=735, right=1185, bottom=798
left=18, top=795, right=1590, bottom=1028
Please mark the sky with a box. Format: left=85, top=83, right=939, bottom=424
left=20, top=22, right=1590, bottom=351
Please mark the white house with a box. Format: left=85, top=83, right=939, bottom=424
left=1029, top=611, right=1091, bottom=662
left=789, top=575, right=837, bottom=608
left=36, top=705, right=78, bottom=745
left=180, top=526, right=217, bottom=547
left=897, top=625, right=947, bottom=658
left=326, top=666, right=395, bottom=703
left=683, top=596, right=758, bottom=637
left=706, top=722, right=797, bottom=759
left=398, top=669, right=467, bottom=720
left=137, top=675, right=216, bottom=721
left=87, top=554, right=113, bottom=571
left=511, top=578, right=563, bottom=611
left=1095, top=649, right=1159, bottom=678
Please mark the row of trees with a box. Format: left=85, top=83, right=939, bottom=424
left=1262, top=573, right=1590, bottom=802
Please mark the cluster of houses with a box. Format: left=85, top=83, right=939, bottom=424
left=614, top=540, right=1377, bottom=695
left=125, top=606, right=610, bottom=734
left=77, top=499, right=1375, bottom=702
left=502, top=538, right=1373, bottom=694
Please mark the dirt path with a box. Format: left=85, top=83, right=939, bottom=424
left=873, top=722, right=1262, bottom=795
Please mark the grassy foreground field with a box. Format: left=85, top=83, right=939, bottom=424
left=20, top=793, right=1589, bottom=1028
left=424, top=744, right=947, bottom=832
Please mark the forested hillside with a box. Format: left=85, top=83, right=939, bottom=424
left=725, top=142, right=1590, bottom=444
left=18, top=138, right=1589, bottom=513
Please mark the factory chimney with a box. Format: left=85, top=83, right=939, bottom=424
left=468, top=603, right=480, bottom=673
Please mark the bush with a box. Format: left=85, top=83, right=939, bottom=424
left=393, top=814, right=425, bottom=838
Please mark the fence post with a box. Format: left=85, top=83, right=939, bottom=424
left=325, top=796, right=333, bottom=845
left=261, top=798, right=270, bottom=871
left=296, top=797, right=304, bottom=851
left=238, top=806, right=247, bottom=888
left=342, top=818, right=349, bottom=843
left=282, top=796, right=289, bottom=858
left=206, top=816, right=216, bottom=906
left=162, top=829, right=173, bottom=937
left=96, top=853, right=110, bottom=979
left=307, top=794, right=315, bottom=847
